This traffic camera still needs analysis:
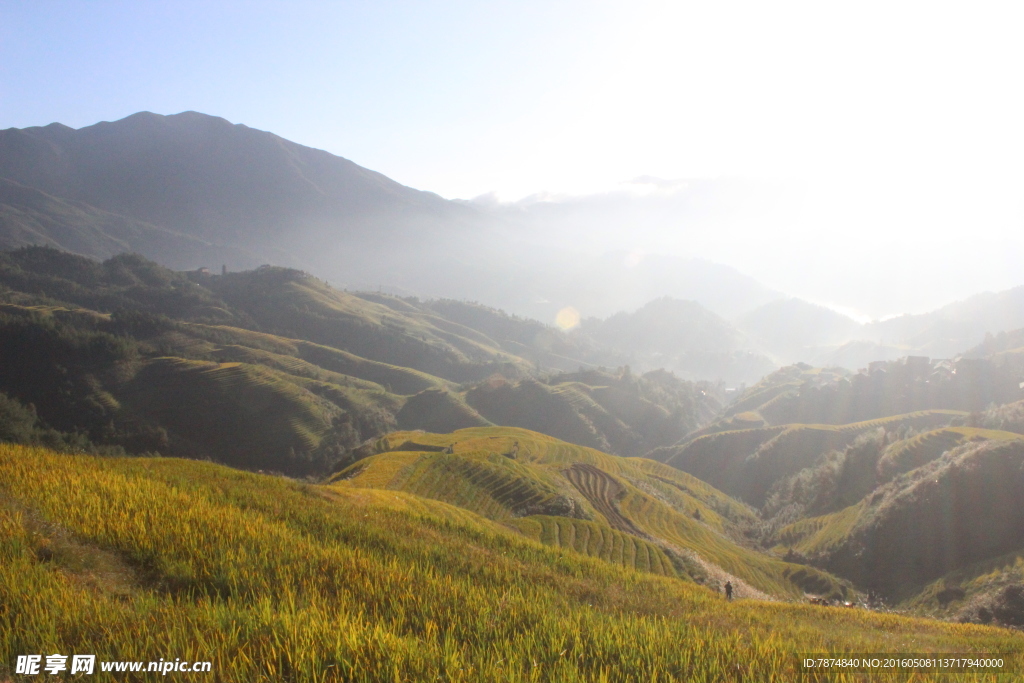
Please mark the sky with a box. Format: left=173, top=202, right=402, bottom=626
left=2, top=1, right=1024, bottom=319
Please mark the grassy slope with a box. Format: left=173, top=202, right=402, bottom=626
left=0, top=301, right=414, bottom=472
left=463, top=380, right=615, bottom=453
left=334, top=427, right=848, bottom=600
left=776, top=429, right=1024, bottom=558
left=447, top=370, right=714, bottom=459
left=877, top=427, right=1023, bottom=482
left=209, top=269, right=534, bottom=384
left=0, top=177, right=240, bottom=267
left=740, top=359, right=1022, bottom=427
left=0, top=250, right=717, bottom=471
left=183, top=322, right=450, bottom=395
left=655, top=410, right=966, bottom=506
left=120, top=358, right=342, bottom=465
left=3, top=444, right=1022, bottom=682
left=905, top=550, right=1024, bottom=623
left=774, top=439, right=1024, bottom=600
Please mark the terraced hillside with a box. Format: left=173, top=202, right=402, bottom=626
left=651, top=401, right=1024, bottom=620
left=576, top=296, right=777, bottom=385
left=118, top=357, right=351, bottom=470
left=399, top=367, right=719, bottom=458
left=876, top=427, right=1023, bottom=482
left=906, top=550, right=1024, bottom=627
left=4, top=443, right=1021, bottom=681
left=334, top=427, right=849, bottom=600
left=772, top=439, right=1024, bottom=605
left=507, top=515, right=678, bottom=577
left=978, top=399, right=1024, bottom=435
left=715, top=359, right=1023, bottom=429
left=0, top=300, right=406, bottom=473
left=564, top=463, right=647, bottom=537
left=652, top=410, right=965, bottom=506
left=206, top=267, right=534, bottom=384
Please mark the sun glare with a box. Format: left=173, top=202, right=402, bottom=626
left=555, top=306, right=581, bottom=330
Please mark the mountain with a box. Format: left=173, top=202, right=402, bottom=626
left=7, top=111, right=1024, bottom=377
left=736, top=298, right=863, bottom=364
left=0, top=112, right=478, bottom=254
left=711, top=357, right=1024, bottom=428
left=864, top=287, right=1024, bottom=360
left=491, top=251, right=785, bottom=322
left=736, top=291, right=1024, bottom=371
left=0, top=112, right=794, bottom=334
left=7, top=249, right=1024, bottom=635
left=0, top=112, right=507, bottom=306
left=577, top=297, right=776, bottom=385
left=0, top=177, right=254, bottom=267
left=443, top=368, right=720, bottom=457
left=965, top=326, right=1024, bottom=354
left=469, top=178, right=789, bottom=318
left=651, top=409, right=966, bottom=508
left=646, top=350, right=1024, bottom=618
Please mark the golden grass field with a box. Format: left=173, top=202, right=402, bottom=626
left=3, top=437, right=1024, bottom=681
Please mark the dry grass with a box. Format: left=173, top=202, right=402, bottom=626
left=3, top=443, right=1024, bottom=681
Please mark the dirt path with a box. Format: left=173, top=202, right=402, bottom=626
left=661, top=540, right=775, bottom=602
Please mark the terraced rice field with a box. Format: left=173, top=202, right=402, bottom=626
left=661, top=411, right=970, bottom=506
left=508, top=515, right=678, bottom=576
left=877, top=427, right=1024, bottom=482
left=564, top=463, right=646, bottom=537
left=774, top=503, right=866, bottom=555
left=337, top=427, right=851, bottom=599
left=341, top=450, right=568, bottom=521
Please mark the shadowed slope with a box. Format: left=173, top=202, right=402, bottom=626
left=775, top=440, right=1024, bottom=600
left=655, top=411, right=967, bottom=507
left=0, top=177, right=252, bottom=268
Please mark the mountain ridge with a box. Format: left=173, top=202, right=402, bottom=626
left=4, top=111, right=1024, bottom=379
left=0, top=111, right=798, bottom=328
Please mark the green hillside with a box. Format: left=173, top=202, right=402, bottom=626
left=719, top=359, right=1022, bottom=428
left=0, top=177, right=250, bottom=270
left=773, top=439, right=1024, bottom=602
left=978, top=400, right=1024, bottom=435
left=0, top=299, right=405, bottom=474
left=905, top=550, right=1024, bottom=627
left=334, top=427, right=849, bottom=600
left=652, top=407, right=1024, bottom=619
left=397, top=368, right=717, bottom=459
left=737, top=298, right=862, bottom=363
left=0, top=248, right=717, bottom=473
left=652, top=411, right=964, bottom=507
left=207, top=267, right=533, bottom=384
left=117, top=357, right=352, bottom=471
left=876, top=427, right=1023, bottom=482
left=3, top=443, right=1022, bottom=682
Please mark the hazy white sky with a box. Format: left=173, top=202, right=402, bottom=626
left=2, top=1, right=1024, bottom=317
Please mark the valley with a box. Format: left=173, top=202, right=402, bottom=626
left=3, top=111, right=1024, bottom=680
